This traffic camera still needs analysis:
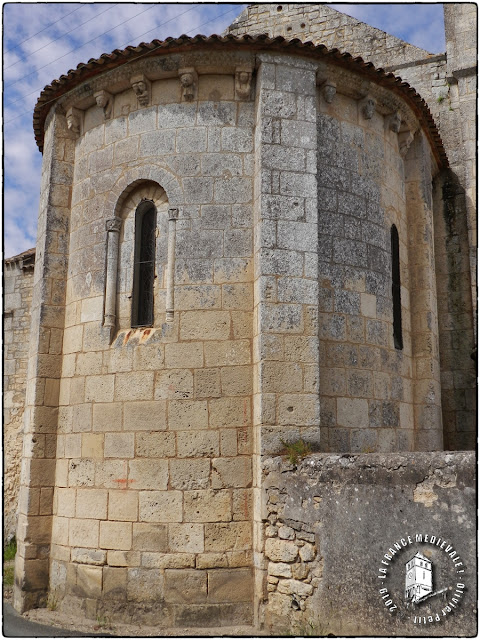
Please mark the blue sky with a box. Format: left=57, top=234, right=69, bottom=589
left=3, top=2, right=445, bottom=257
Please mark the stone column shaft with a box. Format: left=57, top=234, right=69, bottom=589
left=166, top=207, right=179, bottom=323
left=103, top=217, right=121, bottom=330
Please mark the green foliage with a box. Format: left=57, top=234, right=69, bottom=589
left=3, top=566, right=14, bottom=586
left=4, top=537, right=17, bottom=562
left=280, top=439, right=312, bottom=465
left=95, top=615, right=115, bottom=631
left=437, top=95, right=445, bottom=103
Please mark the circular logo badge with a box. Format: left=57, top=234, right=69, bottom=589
left=377, top=533, right=467, bottom=627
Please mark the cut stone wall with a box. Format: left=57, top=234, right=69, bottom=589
left=9, top=9, right=475, bottom=630
left=227, top=1, right=476, bottom=453
left=42, top=63, right=256, bottom=626
left=261, top=451, right=476, bottom=636
left=4, top=252, right=35, bottom=543
left=227, top=4, right=432, bottom=68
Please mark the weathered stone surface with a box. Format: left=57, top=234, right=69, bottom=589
left=8, top=5, right=476, bottom=630
left=264, top=539, right=298, bottom=562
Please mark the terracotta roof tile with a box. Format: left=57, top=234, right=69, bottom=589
left=32, top=33, right=447, bottom=167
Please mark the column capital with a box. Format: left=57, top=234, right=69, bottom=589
left=106, top=217, right=122, bottom=232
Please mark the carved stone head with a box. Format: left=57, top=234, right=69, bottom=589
left=94, top=90, right=113, bottom=119
left=388, top=111, right=402, bottom=133
left=322, top=80, right=337, bottom=104
left=235, top=68, right=253, bottom=100
left=180, top=73, right=194, bottom=88
left=361, top=95, right=376, bottom=120
left=130, top=74, right=150, bottom=107
left=66, top=107, right=81, bottom=135
left=398, top=130, right=414, bottom=157
left=179, top=68, right=197, bottom=102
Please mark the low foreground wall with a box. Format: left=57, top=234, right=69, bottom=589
left=260, top=451, right=476, bottom=636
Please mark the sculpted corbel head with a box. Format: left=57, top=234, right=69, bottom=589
left=94, top=90, right=113, bottom=119
left=235, top=68, right=253, bottom=100
left=360, top=95, right=376, bottom=120
left=130, top=74, right=151, bottom=107
left=179, top=68, right=197, bottom=102
left=321, top=80, right=337, bottom=104
left=66, top=106, right=82, bottom=136
left=398, top=130, right=414, bottom=157
left=387, top=111, right=402, bottom=133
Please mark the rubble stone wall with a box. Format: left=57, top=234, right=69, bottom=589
left=260, top=451, right=476, bottom=636
left=4, top=255, right=35, bottom=542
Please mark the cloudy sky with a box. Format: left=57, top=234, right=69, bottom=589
left=3, top=2, right=445, bottom=258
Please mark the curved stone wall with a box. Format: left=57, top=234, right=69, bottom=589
left=52, top=57, right=256, bottom=625
left=14, top=40, right=447, bottom=626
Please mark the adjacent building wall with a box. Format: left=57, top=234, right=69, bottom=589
left=4, top=250, right=35, bottom=543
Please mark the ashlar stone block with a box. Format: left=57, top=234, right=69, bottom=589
left=176, top=430, right=219, bottom=458
left=104, top=432, right=134, bottom=458
left=132, top=523, right=167, bottom=552
left=164, top=569, right=207, bottom=604
left=168, top=400, right=208, bottom=430
left=169, top=458, right=210, bottom=490
left=124, top=401, right=166, bottom=431
left=99, top=521, right=132, bottom=550
left=76, top=488, right=107, bottom=520
left=207, top=568, right=252, bottom=603
left=108, top=490, right=138, bottom=521
left=204, top=521, right=252, bottom=551
left=211, top=457, right=252, bottom=489
left=139, top=490, right=182, bottom=523
left=135, top=432, right=176, bottom=458
left=184, top=489, right=231, bottom=523
left=168, top=523, right=204, bottom=553
left=337, top=398, right=369, bottom=429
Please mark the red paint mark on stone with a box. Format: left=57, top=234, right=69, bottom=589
left=114, top=478, right=136, bottom=489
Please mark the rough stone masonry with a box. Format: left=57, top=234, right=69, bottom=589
left=5, top=3, right=476, bottom=635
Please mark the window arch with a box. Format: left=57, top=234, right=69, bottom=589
left=104, top=181, right=170, bottom=334
left=391, top=224, right=403, bottom=350
left=131, top=200, right=156, bottom=327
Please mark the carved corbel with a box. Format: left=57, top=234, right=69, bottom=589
left=398, top=130, right=414, bottom=157
left=386, top=111, right=402, bottom=133
left=66, top=106, right=82, bottom=136
left=320, top=79, right=337, bottom=104
left=94, top=89, right=113, bottom=119
left=179, top=67, right=197, bottom=102
left=359, top=95, right=376, bottom=120
left=235, top=67, right=253, bottom=100
left=130, top=74, right=151, bottom=107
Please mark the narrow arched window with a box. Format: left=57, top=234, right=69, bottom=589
left=132, top=200, right=156, bottom=327
left=391, top=224, right=403, bottom=350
